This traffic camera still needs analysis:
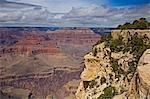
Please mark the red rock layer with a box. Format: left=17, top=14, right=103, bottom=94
left=1, top=34, right=60, bottom=55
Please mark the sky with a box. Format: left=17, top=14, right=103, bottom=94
left=0, top=0, right=150, bottom=27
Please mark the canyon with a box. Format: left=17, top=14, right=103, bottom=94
left=0, top=28, right=101, bottom=99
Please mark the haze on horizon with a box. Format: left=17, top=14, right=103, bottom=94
left=0, top=0, right=150, bottom=27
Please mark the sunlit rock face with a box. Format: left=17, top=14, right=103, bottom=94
left=0, top=27, right=101, bottom=99
left=120, top=49, right=150, bottom=99
left=76, top=29, right=150, bottom=99
left=113, top=48, right=150, bottom=99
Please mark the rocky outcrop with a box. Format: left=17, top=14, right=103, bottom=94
left=76, top=44, right=134, bottom=99
left=127, top=49, right=150, bottom=99
left=76, top=29, right=150, bottom=99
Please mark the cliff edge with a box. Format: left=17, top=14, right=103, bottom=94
left=76, top=29, right=150, bottom=99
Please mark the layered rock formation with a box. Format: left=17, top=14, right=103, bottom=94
left=76, top=29, right=150, bottom=99
left=46, top=28, right=100, bottom=44
left=0, top=28, right=101, bottom=99
left=1, top=34, right=60, bottom=55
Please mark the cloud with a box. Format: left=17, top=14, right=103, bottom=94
left=62, top=4, right=150, bottom=27
left=7, top=0, right=96, bottom=13
left=63, top=5, right=109, bottom=18
left=0, top=0, right=55, bottom=23
left=0, top=0, right=150, bottom=27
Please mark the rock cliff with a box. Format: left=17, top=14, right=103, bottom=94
left=76, top=29, right=150, bottom=99
left=128, top=49, right=150, bottom=99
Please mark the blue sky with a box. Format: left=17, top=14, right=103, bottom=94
left=109, top=0, right=150, bottom=6
left=0, top=0, right=150, bottom=27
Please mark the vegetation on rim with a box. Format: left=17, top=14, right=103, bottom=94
left=88, top=18, right=150, bottom=98
left=80, top=18, right=150, bottom=99
left=117, top=18, right=150, bottom=29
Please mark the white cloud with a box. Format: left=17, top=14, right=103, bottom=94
left=62, top=4, right=150, bottom=27
left=0, top=0, right=150, bottom=27
left=0, top=1, right=55, bottom=23
left=63, top=5, right=109, bottom=18
left=7, top=0, right=95, bottom=13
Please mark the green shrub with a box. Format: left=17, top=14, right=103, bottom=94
left=129, top=33, right=149, bottom=61
left=110, top=39, right=123, bottom=52
left=117, top=18, right=150, bottom=29
left=89, top=80, right=97, bottom=88
left=123, top=46, right=131, bottom=53
left=98, top=86, right=117, bottom=99
left=128, top=61, right=136, bottom=74
left=104, top=35, right=124, bottom=52
left=94, top=34, right=112, bottom=47
left=111, top=59, right=119, bottom=73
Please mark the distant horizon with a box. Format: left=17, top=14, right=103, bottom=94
left=0, top=26, right=115, bottom=28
